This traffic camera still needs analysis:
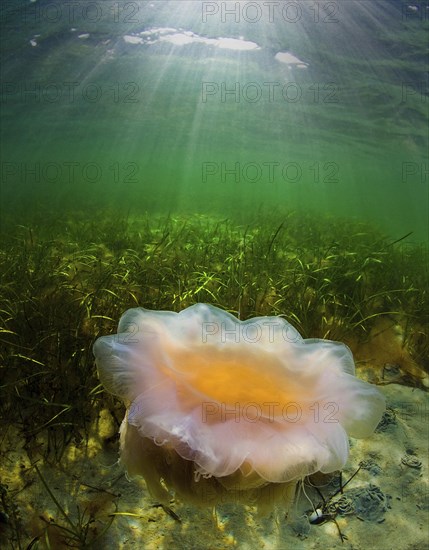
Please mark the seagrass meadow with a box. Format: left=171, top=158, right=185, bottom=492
left=0, top=208, right=428, bottom=547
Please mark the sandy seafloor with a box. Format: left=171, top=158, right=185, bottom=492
left=1, top=380, right=427, bottom=550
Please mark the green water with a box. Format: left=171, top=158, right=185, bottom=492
left=1, top=4, right=429, bottom=547
left=1, top=0, right=428, bottom=240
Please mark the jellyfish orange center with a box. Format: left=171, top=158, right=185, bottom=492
left=162, top=345, right=313, bottom=417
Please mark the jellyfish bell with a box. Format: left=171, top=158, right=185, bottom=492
left=93, top=303, right=385, bottom=511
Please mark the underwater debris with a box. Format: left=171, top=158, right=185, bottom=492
left=376, top=408, right=397, bottom=432
left=303, top=463, right=392, bottom=545
left=323, top=484, right=391, bottom=523
left=352, top=485, right=391, bottom=522
left=401, top=454, right=423, bottom=469
left=359, top=458, right=382, bottom=476
left=325, top=494, right=355, bottom=516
